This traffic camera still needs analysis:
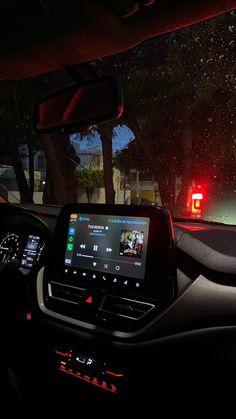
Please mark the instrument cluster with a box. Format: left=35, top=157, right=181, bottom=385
left=0, top=231, right=45, bottom=269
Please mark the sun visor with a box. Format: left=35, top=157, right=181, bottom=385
left=0, top=0, right=236, bottom=80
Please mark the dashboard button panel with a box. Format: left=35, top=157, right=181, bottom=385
left=54, top=346, right=124, bottom=395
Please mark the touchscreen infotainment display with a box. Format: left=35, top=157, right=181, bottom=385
left=64, top=213, right=150, bottom=279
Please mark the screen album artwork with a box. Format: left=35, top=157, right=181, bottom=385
left=119, top=230, right=144, bottom=258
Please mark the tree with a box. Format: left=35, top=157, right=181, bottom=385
left=79, top=121, right=120, bottom=204
left=97, top=11, right=236, bottom=214
left=0, top=71, right=80, bottom=205
left=0, top=81, right=37, bottom=203
left=41, top=133, right=80, bottom=205
left=18, top=72, right=80, bottom=205
left=76, top=168, right=104, bottom=203
left=97, top=124, right=116, bottom=204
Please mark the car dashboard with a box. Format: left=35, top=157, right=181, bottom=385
left=1, top=202, right=236, bottom=413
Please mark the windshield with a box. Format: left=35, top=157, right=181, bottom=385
left=0, top=11, right=235, bottom=224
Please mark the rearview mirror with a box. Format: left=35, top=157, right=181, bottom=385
left=34, top=77, right=123, bottom=133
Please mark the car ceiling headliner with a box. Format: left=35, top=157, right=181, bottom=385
left=0, top=0, right=236, bottom=80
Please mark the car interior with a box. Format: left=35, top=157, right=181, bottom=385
left=1, top=0, right=236, bottom=416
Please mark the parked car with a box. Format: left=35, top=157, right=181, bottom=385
left=191, top=164, right=236, bottom=224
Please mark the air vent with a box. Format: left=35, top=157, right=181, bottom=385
left=99, top=295, right=155, bottom=320
left=48, top=281, right=86, bottom=305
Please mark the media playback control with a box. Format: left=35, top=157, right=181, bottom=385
left=64, top=212, right=150, bottom=283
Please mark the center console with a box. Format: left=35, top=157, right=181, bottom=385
left=37, top=204, right=176, bottom=336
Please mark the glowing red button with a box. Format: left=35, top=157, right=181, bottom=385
left=86, top=296, right=93, bottom=304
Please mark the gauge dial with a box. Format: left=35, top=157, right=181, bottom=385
left=0, top=233, right=21, bottom=264
left=36, top=240, right=46, bottom=262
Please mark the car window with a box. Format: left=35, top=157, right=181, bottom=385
left=0, top=10, right=235, bottom=224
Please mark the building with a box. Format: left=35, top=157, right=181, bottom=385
left=75, top=148, right=126, bottom=204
